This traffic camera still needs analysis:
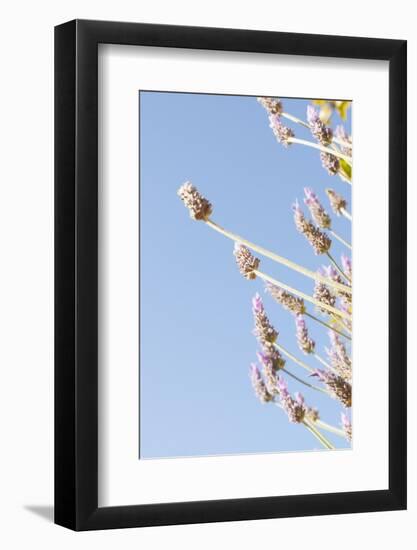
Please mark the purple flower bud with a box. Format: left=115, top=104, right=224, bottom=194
left=293, top=200, right=331, bottom=255
left=252, top=294, right=278, bottom=345
left=341, top=254, right=352, bottom=279
left=295, top=315, right=315, bottom=354
left=307, top=105, right=319, bottom=125
left=252, top=292, right=263, bottom=314
left=294, top=392, right=305, bottom=405
left=257, top=97, right=283, bottom=115
left=320, top=152, right=340, bottom=175
left=276, top=376, right=307, bottom=423
left=268, top=115, right=295, bottom=147
left=341, top=412, right=352, bottom=441
left=311, top=369, right=352, bottom=407
left=326, top=188, right=347, bottom=215
left=335, top=125, right=352, bottom=155
left=303, top=187, right=332, bottom=229
left=307, top=105, right=333, bottom=144
left=250, top=363, right=273, bottom=403
left=234, top=243, right=260, bottom=280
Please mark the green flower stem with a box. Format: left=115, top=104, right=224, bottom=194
left=326, top=251, right=351, bottom=284
left=330, top=229, right=352, bottom=251
left=330, top=314, right=352, bottom=335
left=340, top=207, right=352, bottom=222
left=302, top=420, right=335, bottom=450
left=281, top=112, right=352, bottom=149
left=281, top=111, right=309, bottom=129
left=254, top=269, right=351, bottom=320
left=205, top=219, right=352, bottom=295
left=314, top=419, right=346, bottom=438
left=274, top=342, right=314, bottom=373
left=305, top=311, right=351, bottom=341
left=282, top=367, right=328, bottom=395
left=314, top=353, right=333, bottom=371
left=287, top=137, right=352, bottom=164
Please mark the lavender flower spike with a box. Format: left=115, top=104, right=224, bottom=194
left=177, top=181, right=213, bottom=221
left=335, top=125, right=352, bottom=156
left=341, top=254, right=352, bottom=280
left=265, top=282, right=306, bottom=315
left=257, top=96, right=283, bottom=115
left=250, top=364, right=273, bottom=403
left=276, top=376, right=306, bottom=423
left=257, top=351, right=282, bottom=395
left=293, top=200, right=332, bottom=255
left=307, top=105, right=333, bottom=145
left=257, top=347, right=285, bottom=374
left=252, top=293, right=278, bottom=345
left=312, top=369, right=352, bottom=408
left=320, top=152, right=340, bottom=176
left=326, top=330, right=352, bottom=382
left=234, top=243, right=260, bottom=280
left=295, top=315, right=315, bottom=354
left=326, top=188, right=347, bottom=216
left=268, top=114, right=294, bottom=147
left=322, top=264, right=350, bottom=299
left=313, top=270, right=336, bottom=314
left=304, top=187, right=332, bottom=229
left=341, top=413, right=352, bottom=441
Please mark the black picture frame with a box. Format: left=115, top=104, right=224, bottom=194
left=55, top=19, right=407, bottom=531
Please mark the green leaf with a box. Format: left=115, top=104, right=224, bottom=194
left=339, top=158, right=352, bottom=180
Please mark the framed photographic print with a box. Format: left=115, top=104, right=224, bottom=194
left=55, top=19, right=407, bottom=530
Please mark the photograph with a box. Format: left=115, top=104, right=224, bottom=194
left=139, top=91, right=352, bottom=458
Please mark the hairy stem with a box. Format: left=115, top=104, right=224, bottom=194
left=340, top=207, right=352, bottom=221
left=330, top=229, right=352, bottom=250
left=281, top=112, right=352, bottom=150
left=274, top=342, right=314, bottom=373
left=255, top=269, right=351, bottom=320
left=330, top=314, right=352, bottom=335
left=326, top=251, right=351, bottom=284
left=205, top=219, right=351, bottom=295
left=288, top=137, right=352, bottom=164
left=314, top=419, right=346, bottom=438
left=303, top=420, right=335, bottom=450
left=314, top=353, right=333, bottom=371
left=282, top=367, right=328, bottom=395
left=305, top=311, right=351, bottom=340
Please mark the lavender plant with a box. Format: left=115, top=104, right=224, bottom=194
left=177, top=96, right=352, bottom=450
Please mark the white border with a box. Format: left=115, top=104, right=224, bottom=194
left=98, top=44, right=389, bottom=506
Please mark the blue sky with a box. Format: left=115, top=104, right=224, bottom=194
left=139, top=91, right=351, bottom=458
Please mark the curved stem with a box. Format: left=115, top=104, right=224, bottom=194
left=340, top=207, right=352, bottom=222
left=314, top=419, right=346, bottom=438
left=326, top=251, right=351, bottom=284
left=330, top=314, right=352, bottom=335
left=330, top=229, right=352, bottom=250
left=314, top=353, right=333, bottom=371
left=255, top=269, right=351, bottom=320
left=205, top=219, right=352, bottom=295
left=274, top=342, right=314, bottom=373
left=288, top=137, right=352, bottom=164
left=302, top=420, right=335, bottom=450
left=282, top=367, right=328, bottom=395
left=281, top=112, right=352, bottom=149
left=281, top=111, right=309, bottom=129
left=305, top=311, right=351, bottom=340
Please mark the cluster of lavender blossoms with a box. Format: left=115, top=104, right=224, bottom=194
left=258, top=97, right=352, bottom=181
left=178, top=96, right=352, bottom=450
left=307, top=105, right=333, bottom=145
left=293, top=200, right=332, bottom=255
